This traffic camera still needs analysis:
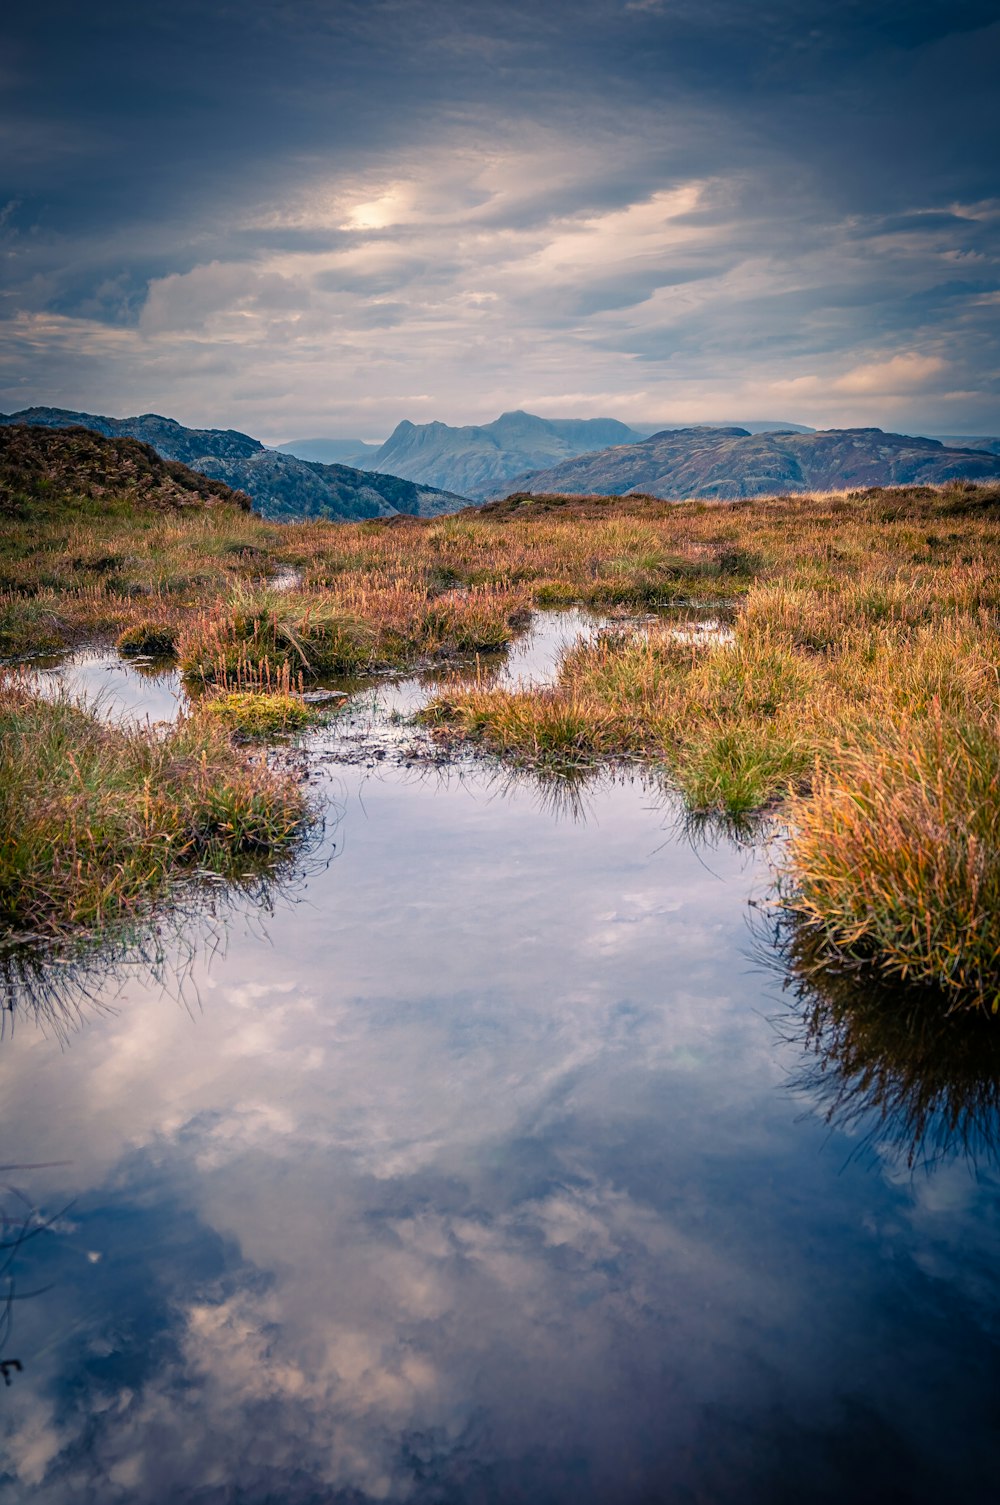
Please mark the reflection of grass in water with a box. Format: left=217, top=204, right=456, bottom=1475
left=671, top=802, right=776, bottom=851
left=0, top=1167, right=73, bottom=1384
left=426, top=757, right=778, bottom=839
left=121, top=654, right=179, bottom=682
left=765, top=913, right=1000, bottom=1169
left=481, top=763, right=598, bottom=824
left=0, top=814, right=331, bottom=1042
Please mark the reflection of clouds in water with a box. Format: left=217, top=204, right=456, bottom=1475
left=0, top=796, right=777, bottom=1498
left=2, top=1140, right=791, bottom=1503
left=586, top=888, right=685, bottom=956
left=3, top=766, right=999, bottom=1500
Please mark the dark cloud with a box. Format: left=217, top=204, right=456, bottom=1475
left=1, top=0, right=998, bottom=433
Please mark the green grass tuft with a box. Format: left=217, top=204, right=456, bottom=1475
left=0, top=671, right=310, bottom=939
left=199, top=690, right=325, bottom=736
left=117, top=621, right=178, bottom=656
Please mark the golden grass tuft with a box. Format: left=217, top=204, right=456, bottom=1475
left=781, top=707, right=1000, bottom=1011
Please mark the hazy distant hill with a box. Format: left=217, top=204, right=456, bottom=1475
left=934, top=435, right=1000, bottom=456
left=502, top=426, right=1000, bottom=500
left=0, top=423, right=251, bottom=513
left=0, top=408, right=468, bottom=521
left=275, top=437, right=382, bottom=467
left=370, top=411, right=648, bottom=498
left=629, top=420, right=814, bottom=438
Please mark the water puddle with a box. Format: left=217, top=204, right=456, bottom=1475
left=497, top=606, right=623, bottom=685
left=32, top=648, right=184, bottom=726
left=7, top=607, right=999, bottom=1502
left=28, top=607, right=710, bottom=745
left=1, top=748, right=998, bottom=1504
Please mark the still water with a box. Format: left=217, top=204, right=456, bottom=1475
left=2, top=620, right=999, bottom=1503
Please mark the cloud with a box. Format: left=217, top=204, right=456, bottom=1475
left=0, top=1, right=997, bottom=433
left=832, top=352, right=948, bottom=395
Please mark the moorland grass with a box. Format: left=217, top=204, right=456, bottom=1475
left=0, top=671, right=309, bottom=938
left=175, top=580, right=531, bottom=685
left=782, top=708, right=1000, bottom=1012
left=116, top=621, right=178, bottom=656
left=3, top=479, right=1000, bottom=1006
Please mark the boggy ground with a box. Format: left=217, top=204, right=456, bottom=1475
left=2, top=479, right=999, bottom=1008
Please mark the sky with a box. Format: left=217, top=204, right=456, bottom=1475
left=1, top=0, right=999, bottom=442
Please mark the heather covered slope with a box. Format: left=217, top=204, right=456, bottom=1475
left=0, top=407, right=468, bottom=521
left=371, top=410, right=647, bottom=497
left=0, top=423, right=251, bottom=514
left=504, top=426, right=1000, bottom=500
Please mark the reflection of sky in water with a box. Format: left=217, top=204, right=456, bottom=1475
left=32, top=650, right=183, bottom=726
left=27, top=605, right=717, bottom=733
left=2, top=721, right=999, bottom=1499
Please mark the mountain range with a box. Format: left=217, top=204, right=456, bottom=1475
left=934, top=435, right=1000, bottom=456
left=277, top=415, right=815, bottom=486
left=501, top=426, right=1000, bottom=500
left=365, top=411, right=647, bottom=499
left=0, top=408, right=466, bottom=521
left=3, top=406, right=999, bottom=518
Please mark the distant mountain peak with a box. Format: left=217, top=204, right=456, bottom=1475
left=369, top=410, right=650, bottom=498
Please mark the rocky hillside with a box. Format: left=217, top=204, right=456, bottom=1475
left=503, top=426, right=1000, bottom=500
left=0, top=424, right=252, bottom=514
left=370, top=410, right=647, bottom=498
left=0, top=408, right=468, bottom=521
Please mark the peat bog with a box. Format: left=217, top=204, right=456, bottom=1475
left=1, top=477, right=999, bottom=1502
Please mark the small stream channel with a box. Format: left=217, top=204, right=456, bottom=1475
left=2, top=610, right=999, bottom=1503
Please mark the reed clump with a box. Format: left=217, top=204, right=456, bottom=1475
left=177, top=581, right=530, bottom=684
left=0, top=671, right=309, bottom=938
